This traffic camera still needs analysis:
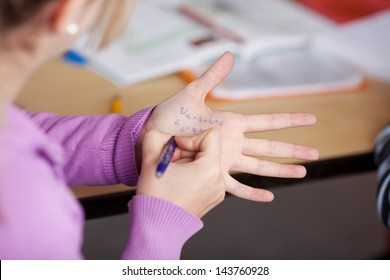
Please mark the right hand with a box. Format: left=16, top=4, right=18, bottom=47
left=136, top=129, right=227, bottom=218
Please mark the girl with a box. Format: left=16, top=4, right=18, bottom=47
left=0, top=0, right=319, bottom=259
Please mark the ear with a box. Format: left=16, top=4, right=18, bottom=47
left=49, top=0, right=88, bottom=34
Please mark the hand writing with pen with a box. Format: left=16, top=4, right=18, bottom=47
left=136, top=52, right=319, bottom=216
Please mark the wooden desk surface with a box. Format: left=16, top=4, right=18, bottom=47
left=17, top=59, right=390, bottom=200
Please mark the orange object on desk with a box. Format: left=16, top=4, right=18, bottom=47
left=111, top=95, right=122, bottom=114
left=299, top=0, right=390, bottom=23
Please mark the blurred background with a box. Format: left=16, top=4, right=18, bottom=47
left=83, top=171, right=390, bottom=259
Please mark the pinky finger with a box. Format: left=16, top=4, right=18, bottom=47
left=225, top=176, right=274, bottom=202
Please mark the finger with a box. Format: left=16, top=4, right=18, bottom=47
left=175, top=128, right=221, bottom=159
left=244, top=112, right=317, bottom=132
left=172, top=149, right=196, bottom=162
left=225, top=176, right=274, bottom=202
left=141, top=130, right=171, bottom=163
left=185, top=52, right=234, bottom=101
left=233, top=155, right=307, bottom=178
left=243, top=138, right=320, bottom=160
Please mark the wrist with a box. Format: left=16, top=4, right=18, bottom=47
left=135, top=124, right=148, bottom=173
left=114, top=107, right=154, bottom=186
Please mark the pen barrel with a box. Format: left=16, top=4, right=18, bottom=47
left=156, top=137, right=177, bottom=177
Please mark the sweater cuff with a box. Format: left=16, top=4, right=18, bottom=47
left=122, top=195, right=203, bottom=260
left=114, top=107, right=154, bottom=186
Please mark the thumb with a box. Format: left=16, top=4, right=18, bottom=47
left=185, top=51, right=234, bottom=101
left=175, top=128, right=221, bottom=159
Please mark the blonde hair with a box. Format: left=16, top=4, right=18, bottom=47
left=90, top=0, right=134, bottom=49
left=0, top=0, right=134, bottom=49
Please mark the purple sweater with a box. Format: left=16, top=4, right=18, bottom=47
left=0, top=105, right=202, bottom=259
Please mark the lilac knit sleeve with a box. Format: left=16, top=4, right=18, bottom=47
left=25, top=108, right=153, bottom=186
left=122, top=195, right=203, bottom=260
left=22, top=108, right=204, bottom=259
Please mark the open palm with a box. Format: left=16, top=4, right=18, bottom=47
left=143, top=52, right=319, bottom=202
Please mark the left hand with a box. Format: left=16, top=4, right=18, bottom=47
left=141, top=52, right=319, bottom=202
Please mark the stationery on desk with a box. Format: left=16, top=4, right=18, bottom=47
left=184, top=46, right=365, bottom=101
left=71, top=0, right=334, bottom=86
left=181, top=2, right=390, bottom=101
left=70, top=0, right=388, bottom=101
left=176, top=0, right=365, bottom=100
left=111, top=94, right=123, bottom=114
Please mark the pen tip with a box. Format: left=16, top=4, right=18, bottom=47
left=156, top=171, right=163, bottom=178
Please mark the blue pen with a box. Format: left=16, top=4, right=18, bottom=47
left=156, top=136, right=177, bottom=178
left=63, top=50, right=88, bottom=66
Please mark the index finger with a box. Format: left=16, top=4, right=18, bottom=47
left=244, top=112, right=317, bottom=132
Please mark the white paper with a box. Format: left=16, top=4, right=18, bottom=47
left=191, top=47, right=364, bottom=100
left=314, top=9, right=390, bottom=83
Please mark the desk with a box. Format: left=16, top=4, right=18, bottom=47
left=17, top=59, right=390, bottom=219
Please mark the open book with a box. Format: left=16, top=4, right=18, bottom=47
left=72, top=0, right=334, bottom=87
left=72, top=0, right=231, bottom=86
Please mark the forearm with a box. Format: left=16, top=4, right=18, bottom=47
left=122, top=195, right=203, bottom=260
left=24, top=108, right=153, bottom=186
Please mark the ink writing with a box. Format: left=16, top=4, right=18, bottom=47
left=174, top=106, right=224, bottom=135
